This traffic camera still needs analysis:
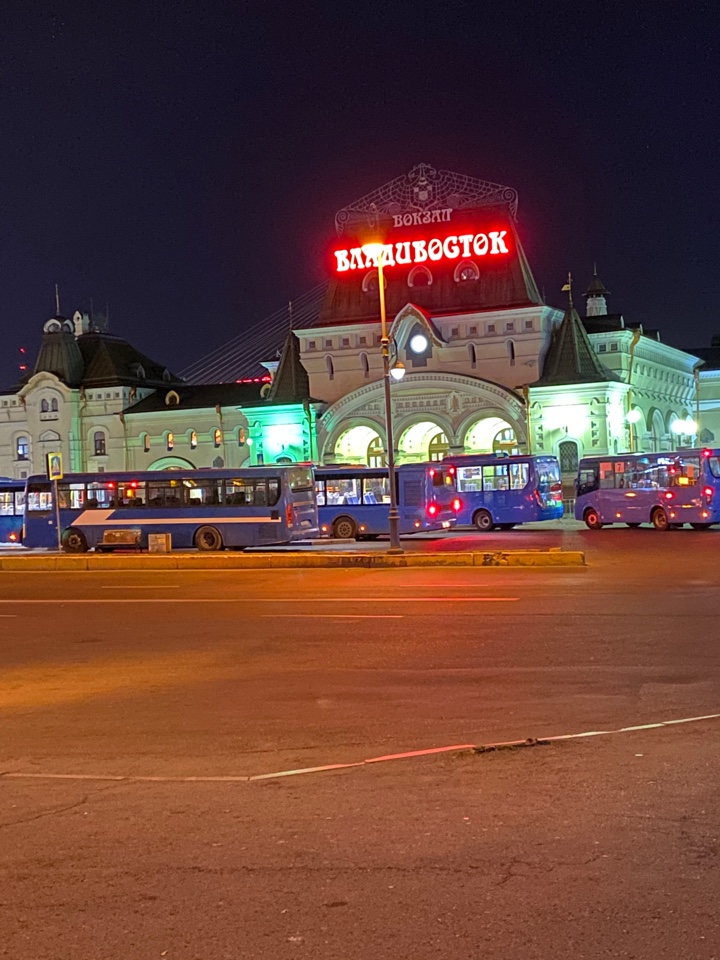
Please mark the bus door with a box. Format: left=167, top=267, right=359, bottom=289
left=481, top=463, right=509, bottom=520
left=398, top=468, right=423, bottom=526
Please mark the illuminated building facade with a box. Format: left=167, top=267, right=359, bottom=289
left=293, top=165, right=703, bottom=478
left=0, top=316, right=317, bottom=480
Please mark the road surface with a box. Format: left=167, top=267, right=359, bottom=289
left=1, top=530, right=719, bottom=958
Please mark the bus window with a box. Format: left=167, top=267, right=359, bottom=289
left=26, top=484, right=53, bottom=512
left=86, top=481, right=117, bottom=508
left=509, top=462, right=529, bottom=490
left=599, top=462, right=614, bottom=489
left=326, top=478, right=360, bottom=505
left=362, top=476, right=390, bottom=504
left=0, top=491, right=13, bottom=515
left=147, top=480, right=187, bottom=508
left=709, top=457, right=720, bottom=478
left=267, top=479, right=281, bottom=506
left=457, top=465, right=482, bottom=492
left=677, top=457, right=700, bottom=485
left=315, top=480, right=326, bottom=506
left=58, top=483, right=86, bottom=510
left=115, top=481, right=146, bottom=507
left=14, top=490, right=25, bottom=514
left=482, top=464, right=509, bottom=491
left=576, top=466, right=598, bottom=497
left=287, top=467, right=313, bottom=492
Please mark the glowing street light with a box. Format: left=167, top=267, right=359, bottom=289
left=671, top=417, right=697, bottom=437
left=626, top=408, right=642, bottom=424
left=361, top=242, right=403, bottom=553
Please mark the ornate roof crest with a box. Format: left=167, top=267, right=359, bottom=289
left=335, top=163, right=519, bottom=234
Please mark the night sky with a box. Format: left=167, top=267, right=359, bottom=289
left=2, top=1, right=718, bottom=388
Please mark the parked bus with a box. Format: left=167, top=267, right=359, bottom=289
left=23, top=466, right=318, bottom=551
left=444, top=453, right=564, bottom=530
left=0, top=478, right=25, bottom=544
left=575, top=449, right=720, bottom=530
left=314, top=463, right=457, bottom=539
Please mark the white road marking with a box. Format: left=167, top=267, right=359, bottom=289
left=3, top=712, right=718, bottom=785
left=0, top=596, right=519, bottom=604
left=262, top=614, right=404, bottom=619
left=101, top=585, right=180, bottom=590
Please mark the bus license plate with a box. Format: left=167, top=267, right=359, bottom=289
left=442, top=521, right=451, bottom=528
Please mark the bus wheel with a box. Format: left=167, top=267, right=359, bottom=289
left=195, top=526, right=223, bottom=551
left=626, top=523, right=642, bottom=528
left=61, top=527, right=88, bottom=553
left=583, top=508, right=603, bottom=530
left=691, top=523, right=713, bottom=530
left=332, top=516, right=357, bottom=540
left=651, top=508, right=670, bottom=531
left=473, top=510, right=494, bottom=532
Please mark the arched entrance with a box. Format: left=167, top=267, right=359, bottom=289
left=333, top=424, right=383, bottom=465
left=148, top=456, right=196, bottom=471
left=464, top=416, right=519, bottom=454
left=398, top=421, right=448, bottom=462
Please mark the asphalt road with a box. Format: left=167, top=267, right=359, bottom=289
left=1, top=532, right=720, bottom=959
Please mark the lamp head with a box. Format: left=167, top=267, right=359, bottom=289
left=390, top=362, right=406, bottom=382
left=361, top=242, right=384, bottom=265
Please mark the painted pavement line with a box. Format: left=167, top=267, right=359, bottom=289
left=0, top=596, right=519, bottom=604
left=3, top=712, right=719, bottom=786
left=262, top=614, right=405, bottom=619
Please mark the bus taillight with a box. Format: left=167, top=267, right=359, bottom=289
left=664, top=491, right=674, bottom=500
left=704, top=486, right=714, bottom=502
left=427, top=502, right=439, bottom=517
left=452, top=498, right=461, bottom=512
left=286, top=503, right=294, bottom=527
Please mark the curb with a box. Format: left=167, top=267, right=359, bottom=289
left=0, top=550, right=585, bottom=571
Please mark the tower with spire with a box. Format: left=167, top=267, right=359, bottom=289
left=584, top=265, right=610, bottom=318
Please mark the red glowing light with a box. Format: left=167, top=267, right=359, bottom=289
left=427, top=502, right=439, bottom=517
left=664, top=491, right=674, bottom=500
left=428, top=468, right=435, bottom=477
left=334, top=229, right=511, bottom=273
left=452, top=498, right=461, bottom=512
left=9, top=532, right=17, bottom=541
left=704, top=486, right=714, bottom=501
left=447, top=465, right=456, bottom=475
left=131, top=481, right=138, bottom=488
left=703, top=449, right=712, bottom=457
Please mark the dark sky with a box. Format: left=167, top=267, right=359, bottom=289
left=1, top=1, right=718, bottom=387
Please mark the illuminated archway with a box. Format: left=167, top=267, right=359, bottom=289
left=463, top=416, right=518, bottom=454
left=398, top=421, right=447, bottom=462
left=148, top=456, right=196, bottom=471
left=334, top=424, right=383, bottom=465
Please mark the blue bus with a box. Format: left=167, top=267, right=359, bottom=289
left=314, top=463, right=457, bottom=539
left=23, top=466, right=318, bottom=551
left=0, top=479, right=25, bottom=544
left=575, top=449, right=720, bottom=530
left=444, top=453, right=564, bottom=530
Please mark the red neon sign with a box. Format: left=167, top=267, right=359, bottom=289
left=333, top=230, right=511, bottom=273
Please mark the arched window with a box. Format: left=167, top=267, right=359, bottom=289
left=362, top=269, right=385, bottom=294
left=408, top=265, right=433, bottom=287
left=558, top=439, right=579, bottom=475
left=326, top=355, right=334, bottom=381
left=214, top=429, right=223, bottom=448
left=467, top=343, right=477, bottom=369
left=190, top=430, right=198, bottom=449
left=51, top=398, right=58, bottom=412
left=367, top=436, right=385, bottom=468
left=94, top=431, right=107, bottom=456
left=166, top=432, right=174, bottom=451
left=493, top=428, right=519, bottom=455
left=16, top=436, right=29, bottom=460
left=360, top=352, right=369, bottom=378
left=454, top=259, right=480, bottom=282
left=276, top=456, right=293, bottom=464
left=142, top=434, right=151, bottom=453
left=428, top=432, right=449, bottom=461
left=41, top=399, right=49, bottom=413
left=507, top=339, right=516, bottom=365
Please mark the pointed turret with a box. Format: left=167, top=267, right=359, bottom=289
left=584, top=265, right=610, bottom=317
left=32, top=315, right=84, bottom=386
left=268, top=333, right=312, bottom=403
left=533, top=274, right=621, bottom=387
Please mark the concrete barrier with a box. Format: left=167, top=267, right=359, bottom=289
left=0, top=549, right=585, bottom=571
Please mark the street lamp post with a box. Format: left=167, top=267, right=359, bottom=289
left=362, top=244, right=403, bottom=554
